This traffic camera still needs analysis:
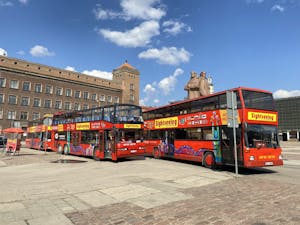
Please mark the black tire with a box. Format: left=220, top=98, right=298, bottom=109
left=57, top=145, right=63, bottom=154
left=202, top=152, right=216, bottom=169
left=152, top=147, right=160, bottom=159
left=63, top=145, right=69, bottom=155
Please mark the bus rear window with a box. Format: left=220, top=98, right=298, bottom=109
left=242, top=90, right=275, bottom=110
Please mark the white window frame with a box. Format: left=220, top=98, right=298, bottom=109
left=10, top=80, right=19, bottom=89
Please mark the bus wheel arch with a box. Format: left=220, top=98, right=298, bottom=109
left=63, top=145, right=69, bottom=155
left=202, top=151, right=216, bottom=169
left=152, top=147, right=160, bottom=159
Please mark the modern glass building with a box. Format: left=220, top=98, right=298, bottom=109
left=275, top=96, right=300, bottom=141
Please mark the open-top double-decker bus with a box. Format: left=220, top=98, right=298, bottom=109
left=143, top=87, right=283, bottom=169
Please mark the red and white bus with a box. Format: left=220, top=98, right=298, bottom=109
left=50, top=104, right=145, bottom=161
left=26, top=114, right=53, bottom=150
left=143, top=87, right=283, bottom=169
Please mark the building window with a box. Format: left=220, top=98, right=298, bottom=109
left=64, top=102, right=71, bottom=110
left=114, top=96, right=119, bottom=103
left=0, top=94, right=4, bottom=104
left=10, top=80, right=19, bottom=89
left=83, top=91, right=89, bottom=100
left=32, top=112, right=40, bottom=120
left=55, top=100, right=62, bottom=109
left=33, top=98, right=41, bottom=107
left=74, top=103, right=80, bottom=110
left=0, top=78, right=6, bottom=88
left=56, top=87, right=63, bottom=96
left=75, top=91, right=81, bottom=98
left=66, top=88, right=72, bottom=97
left=91, top=93, right=97, bottom=101
left=100, top=94, right=105, bottom=102
left=130, top=94, right=134, bottom=102
left=107, top=95, right=112, bottom=103
left=83, top=104, right=88, bottom=110
left=20, top=112, right=28, bottom=120
left=45, top=85, right=53, bottom=94
left=21, top=97, right=29, bottom=106
left=0, top=109, right=3, bottom=119
left=35, top=83, right=42, bottom=93
left=44, top=99, right=52, bottom=108
left=130, top=83, right=134, bottom=90
left=23, top=81, right=31, bottom=91
left=7, top=111, right=16, bottom=120
left=8, top=95, right=17, bottom=105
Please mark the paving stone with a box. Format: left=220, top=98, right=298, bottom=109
left=75, top=191, right=119, bottom=207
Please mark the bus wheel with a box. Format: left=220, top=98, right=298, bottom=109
left=63, top=145, right=69, bottom=155
left=203, top=152, right=215, bottom=169
left=57, top=145, right=63, bottom=154
left=93, top=149, right=100, bottom=161
left=152, top=147, right=160, bottom=159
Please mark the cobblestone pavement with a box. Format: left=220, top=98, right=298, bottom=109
left=65, top=176, right=300, bottom=225
left=0, top=142, right=299, bottom=225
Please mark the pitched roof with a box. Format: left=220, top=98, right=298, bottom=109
left=118, top=60, right=135, bottom=70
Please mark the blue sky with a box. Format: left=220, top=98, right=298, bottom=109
left=1, top=0, right=300, bottom=106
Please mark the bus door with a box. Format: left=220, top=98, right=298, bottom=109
left=98, top=130, right=104, bottom=158
left=104, top=130, right=115, bottom=158
left=221, top=126, right=242, bottom=165
left=71, top=131, right=80, bottom=147
left=164, top=130, right=175, bottom=156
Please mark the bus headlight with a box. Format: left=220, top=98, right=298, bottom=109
left=138, top=146, right=145, bottom=150
left=119, top=148, right=128, bottom=151
left=279, top=155, right=283, bottom=160
left=250, top=156, right=255, bottom=161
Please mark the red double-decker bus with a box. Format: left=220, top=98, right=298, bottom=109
left=26, top=114, right=53, bottom=150
left=50, top=104, right=145, bottom=161
left=143, top=87, right=283, bottom=169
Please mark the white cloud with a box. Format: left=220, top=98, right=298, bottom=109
left=18, top=0, right=27, bottom=4
left=94, top=5, right=122, bottom=20
left=0, top=0, right=27, bottom=6
left=138, top=47, right=191, bottom=65
left=120, top=0, right=166, bottom=21
left=153, top=99, right=160, bottom=104
left=162, top=20, right=192, bottom=35
left=273, top=89, right=300, bottom=99
left=140, top=68, right=184, bottom=105
left=30, top=45, right=55, bottom=57
left=95, top=0, right=165, bottom=21
left=65, top=66, right=76, bottom=72
left=271, top=4, right=284, bottom=12
left=143, top=84, right=156, bottom=93
left=158, top=68, right=184, bottom=95
left=246, top=0, right=264, bottom=3
left=0, top=48, right=8, bottom=56
left=99, top=20, right=160, bottom=48
left=82, top=69, right=113, bottom=80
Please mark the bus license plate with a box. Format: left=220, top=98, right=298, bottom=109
left=265, top=162, right=273, bottom=166
left=131, top=150, right=137, bottom=153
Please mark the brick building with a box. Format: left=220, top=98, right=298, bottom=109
left=0, top=55, right=140, bottom=131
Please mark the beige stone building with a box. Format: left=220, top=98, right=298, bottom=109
left=0, top=56, right=140, bottom=131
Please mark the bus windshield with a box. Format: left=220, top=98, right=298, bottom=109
left=115, top=105, right=143, bottom=123
left=242, top=90, right=275, bottom=110
left=245, top=124, right=279, bottom=148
